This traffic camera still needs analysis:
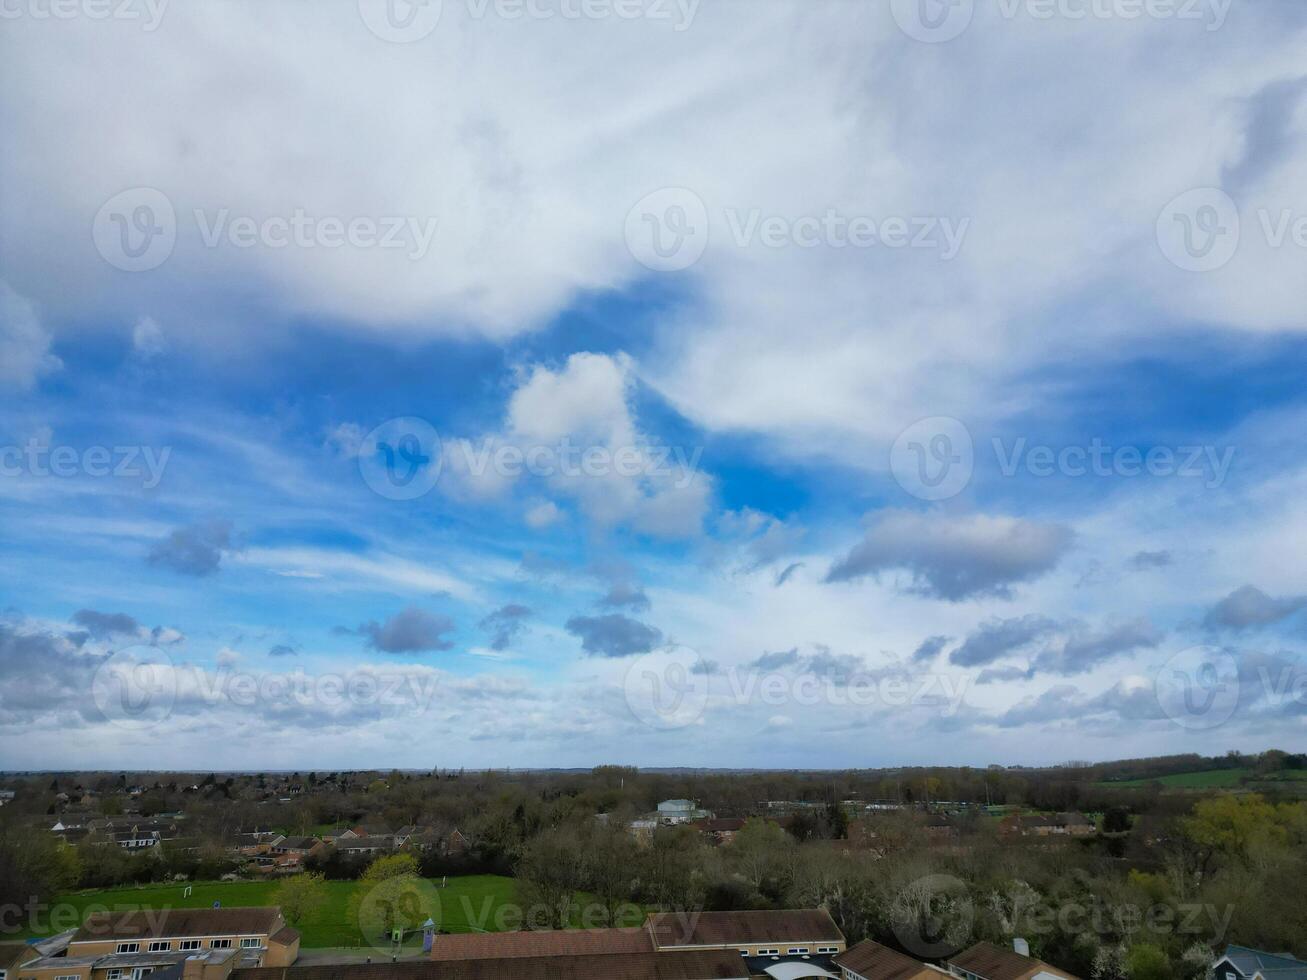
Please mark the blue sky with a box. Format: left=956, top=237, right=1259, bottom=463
left=2, top=0, right=1306, bottom=770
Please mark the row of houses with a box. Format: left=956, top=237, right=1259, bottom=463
left=3, top=903, right=1298, bottom=980
left=233, top=825, right=469, bottom=874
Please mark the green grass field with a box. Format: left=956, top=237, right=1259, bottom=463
left=1099, top=767, right=1307, bottom=789
left=32, top=876, right=522, bottom=947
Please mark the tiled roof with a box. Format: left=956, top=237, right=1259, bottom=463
left=0, top=942, right=39, bottom=971
left=949, top=942, right=1079, bottom=980
left=836, top=940, right=936, bottom=980
left=648, top=909, right=844, bottom=948
left=74, top=907, right=282, bottom=942
left=270, top=926, right=301, bottom=946
left=236, top=950, right=748, bottom=980
left=1222, top=946, right=1307, bottom=980
left=429, top=927, right=653, bottom=960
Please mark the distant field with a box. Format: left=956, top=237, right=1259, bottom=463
left=32, top=876, right=522, bottom=947
left=1099, top=768, right=1307, bottom=789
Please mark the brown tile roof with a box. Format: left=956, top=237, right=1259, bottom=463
left=429, top=927, right=653, bottom=960
left=835, top=940, right=938, bottom=980
left=948, top=942, right=1080, bottom=980
left=74, top=908, right=282, bottom=942
left=270, top=926, right=300, bottom=947
left=648, top=909, right=844, bottom=949
left=0, top=942, right=39, bottom=971
left=235, top=950, right=748, bottom=980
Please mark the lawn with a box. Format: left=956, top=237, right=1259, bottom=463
left=1099, top=768, right=1307, bottom=789
left=33, top=876, right=522, bottom=948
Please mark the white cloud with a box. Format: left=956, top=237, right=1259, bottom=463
left=0, top=282, right=61, bottom=391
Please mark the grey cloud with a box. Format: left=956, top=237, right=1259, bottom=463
left=565, top=613, right=662, bottom=658
left=479, top=603, right=532, bottom=651
left=267, top=644, right=298, bottom=657
left=826, top=510, right=1072, bottom=601
left=351, top=607, right=456, bottom=653
left=950, top=615, right=1059, bottom=668
left=1031, top=618, right=1162, bottom=676
left=774, top=562, right=804, bottom=587
left=1203, top=585, right=1307, bottom=631
left=598, top=583, right=650, bottom=613
left=976, top=665, right=1030, bottom=685
left=72, top=609, right=141, bottom=638
left=749, top=648, right=801, bottom=671
left=147, top=521, right=233, bottom=577
left=911, top=635, right=951, bottom=664
left=1129, top=550, right=1173, bottom=570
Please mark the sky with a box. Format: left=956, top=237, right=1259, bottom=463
left=1, top=0, right=1306, bottom=771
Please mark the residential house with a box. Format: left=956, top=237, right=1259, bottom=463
left=1214, top=946, right=1307, bottom=980
left=13, top=908, right=300, bottom=980
left=334, top=836, right=395, bottom=857
left=947, top=941, right=1081, bottom=980
left=690, top=818, right=747, bottom=846
left=835, top=939, right=952, bottom=980
left=428, top=908, right=845, bottom=978
left=655, top=800, right=712, bottom=826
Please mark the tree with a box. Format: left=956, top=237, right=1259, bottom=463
left=348, top=853, right=432, bottom=946
left=273, top=872, right=328, bottom=925
left=1125, top=944, right=1172, bottom=980
left=516, top=826, right=587, bottom=929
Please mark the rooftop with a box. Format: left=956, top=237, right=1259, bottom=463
left=648, top=910, right=843, bottom=949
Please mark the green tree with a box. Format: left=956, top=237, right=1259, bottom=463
left=273, top=872, right=328, bottom=925
left=1125, top=944, right=1172, bottom=980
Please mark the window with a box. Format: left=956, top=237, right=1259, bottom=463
left=759, top=949, right=779, bottom=956
left=55, top=974, right=82, bottom=980
left=210, top=939, right=232, bottom=949
left=788, top=948, right=810, bottom=955
left=240, top=939, right=261, bottom=949
left=105, top=971, right=124, bottom=980
left=131, top=969, right=153, bottom=980
left=116, top=943, right=139, bottom=954
left=179, top=941, right=201, bottom=951
left=819, top=946, right=840, bottom=954
left=148, top=942, right=170, bottom=952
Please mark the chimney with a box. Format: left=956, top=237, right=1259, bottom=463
left=1013, top=939, right=1030, bottom=957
